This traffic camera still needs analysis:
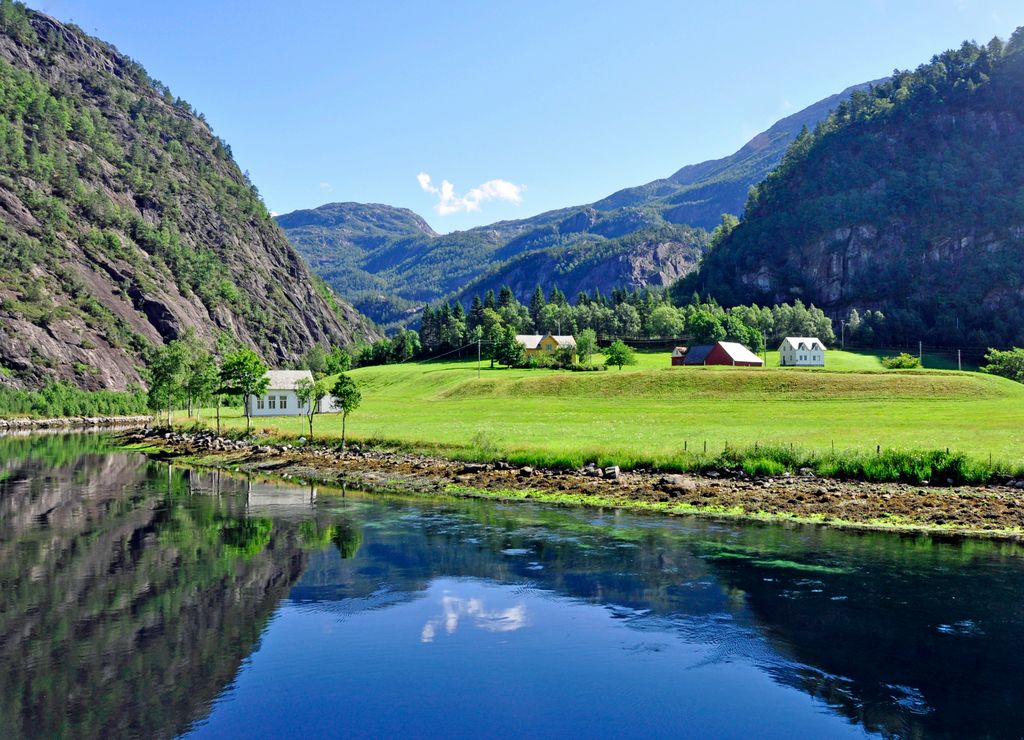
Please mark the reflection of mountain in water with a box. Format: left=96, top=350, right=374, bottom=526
left=5, top=437, right=1024, bottom=739
left=0, top=440, right=306, bottom=739
left=290, top=494, right=1024, bottom=739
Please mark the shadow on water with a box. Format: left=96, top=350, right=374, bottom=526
left=2, top=433, right=1024, bottom=738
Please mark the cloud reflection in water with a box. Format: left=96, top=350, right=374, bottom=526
left=421, top=591, right=528, bottom=643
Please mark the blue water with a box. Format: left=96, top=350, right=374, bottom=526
left=191, top=577, right=859, bottom=739
left=2, top=434, right=1023, bottom=738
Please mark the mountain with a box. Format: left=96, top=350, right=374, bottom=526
left=450, top=224, right=708, bottom=307
left=0, top=4, right=376, bottom=390
left=682, top=31, right=1024, bottom=348
left=278, top=82, right=874, bottom=325
left=591, top=80, right=881, bottom=227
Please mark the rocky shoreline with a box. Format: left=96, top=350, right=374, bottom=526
left=126, top=428, right=1024, bottom=539
left=0, top=415, right=151, bottom=431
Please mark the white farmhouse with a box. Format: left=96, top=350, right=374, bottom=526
left=779, top=337, right=826, bottom=367
left=247, top=370, right=339, bottom=417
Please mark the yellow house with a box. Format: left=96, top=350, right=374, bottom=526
left=515, top=334, right=577, bottom=359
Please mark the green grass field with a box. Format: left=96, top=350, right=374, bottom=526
left=188, top=350, right=1024, bottom=472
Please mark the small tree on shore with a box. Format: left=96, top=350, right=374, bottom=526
left=183, top=350, right=219, bottom=418
left=295, top=375, right=337, bottom=443
left=333, top=373, right=361, bottom=450
left=604, top=339, right=636, bottom=370
left=220, top=349, right=269, bottom=433
left=148, top=340, right=189, bottom=425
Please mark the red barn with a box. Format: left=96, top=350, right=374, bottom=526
left=673, top=341, right=763, bottom=367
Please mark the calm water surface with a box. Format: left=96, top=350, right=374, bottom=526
left=2, top=434, right=1024, bottom=738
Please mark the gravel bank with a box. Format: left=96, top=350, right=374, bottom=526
left=127, top=428, right=1024, bottom=538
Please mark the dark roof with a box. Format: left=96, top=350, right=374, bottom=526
left=682, top=342, right=763, bottom=365
left=683, top=345, right=715, bottom=364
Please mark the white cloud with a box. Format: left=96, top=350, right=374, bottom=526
left=417, top=172, right=525, bottom=216
left=318, top=181, right=333, bottom=192
left=269, top=210, right=278, bottom=217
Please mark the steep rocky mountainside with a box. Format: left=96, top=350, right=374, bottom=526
left=685, top=32, right=1024, bottom=347
left=450, top=225, right=708, bottom=306
left=279, top=83, right=871, bottom=326
left=0, top=4, right=375, bottom=390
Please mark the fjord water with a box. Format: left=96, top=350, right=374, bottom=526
left=3, top=436, right=1024, bottom=738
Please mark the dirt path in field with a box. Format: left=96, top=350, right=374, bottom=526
left=126, top=429, right=1024, bottom=538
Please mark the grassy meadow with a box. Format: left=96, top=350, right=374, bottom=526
left=185, top=349, right=1024, bottom=477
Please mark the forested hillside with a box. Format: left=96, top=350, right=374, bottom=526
left=0, top=2, right=375, bottom=390
left=279, top=83, right=871, bottom=326
left=684, top=31, right=1024, bottom=348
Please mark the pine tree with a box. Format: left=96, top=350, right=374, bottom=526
left=529, top=286, right=546, bottom=327
left=468, top=294, right=484, bottom=332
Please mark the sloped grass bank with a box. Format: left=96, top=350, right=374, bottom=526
left=438, top=366, right=1009, bottom=402
left=185, top=356, right=1024, bottom=484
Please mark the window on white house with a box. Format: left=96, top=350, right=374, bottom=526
left=268, top=396, right=276, bottom=410
left=280, top=395, right=288, bottom=410
left=256, top=397, right=265, bottom=410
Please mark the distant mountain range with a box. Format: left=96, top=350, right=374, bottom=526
left=0, top=5, right=376, bottom=390
left=278, top=81, right=877, bottom=325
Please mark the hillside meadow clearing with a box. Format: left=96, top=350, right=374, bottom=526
left=193, top=350, right=1024, bottom=471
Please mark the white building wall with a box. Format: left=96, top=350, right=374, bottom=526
left=248, top=389, right=308, bottom=417
left=317, top=395, right=341, bottom=414
left=778, top=348, right=825, bottom=366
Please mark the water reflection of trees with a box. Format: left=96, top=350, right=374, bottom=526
left=292, top=498, right=1024, bottom=739
left=0, top=450, right=306, bottom=739
left=701, top=527, right=1024, bottom=739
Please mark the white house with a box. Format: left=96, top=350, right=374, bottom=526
left=779, top=337, right=826, bottom=367
left=247, top=370, right=339, bottom=417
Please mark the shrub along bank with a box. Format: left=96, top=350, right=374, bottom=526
left=0, top=381, right=147, bottom=418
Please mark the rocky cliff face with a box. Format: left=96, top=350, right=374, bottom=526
left=688, top=34, right=1024, bottom=346
left=452, top=226, right=707, bottom=304
left=0, top=7, right=375, bottom=390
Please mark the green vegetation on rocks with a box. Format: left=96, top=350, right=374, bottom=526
left=0, top=1, right=373, bottom=391
left=685, top=29, right=1024, bottom=348
left=0, top=381, right=147, bottom=417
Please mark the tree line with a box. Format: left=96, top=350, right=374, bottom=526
left=412, top=285, right=836, bottom=361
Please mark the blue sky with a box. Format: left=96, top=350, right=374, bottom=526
left=38, top=1, right=1022, bottom=233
